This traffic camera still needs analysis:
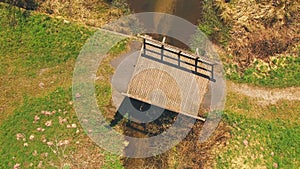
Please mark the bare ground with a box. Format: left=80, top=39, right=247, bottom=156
left=227, top=81, right=300, bottom=105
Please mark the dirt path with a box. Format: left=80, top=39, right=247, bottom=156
left=227, top=81, right=300, bottom=104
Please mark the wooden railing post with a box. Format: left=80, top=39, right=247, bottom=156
left=161, top=44, right=164, bottom=61
left=195, top=58, right=199, bottom=73
left=161, top=37, right=166, bottom=61
left=211, top=64, right=214, bottom=81
left=178, top=51, right=182, bottom=66
left=140, top=35, right=216, bottom=82
left=143, top=38, right=146, bottom=55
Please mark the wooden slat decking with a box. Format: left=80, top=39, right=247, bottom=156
left=126, top=36, right=211, bottom=121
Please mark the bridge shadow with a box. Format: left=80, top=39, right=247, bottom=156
left=109, top=97, right=178, bottom=136
left=108, top=96, right=202, bottom=158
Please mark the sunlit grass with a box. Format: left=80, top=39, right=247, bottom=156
left=225, top=92, right=300, bottom=125
left=224, top=56, right=300, bottom=88
left=215, top=112, right=300, bottom=169
left=0, top=3, right=94, bottom=122
left=0, top=3, right=127, bottom=168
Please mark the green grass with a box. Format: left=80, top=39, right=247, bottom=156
left=0, top=3, right=127, bottom=168
left=225, top=56, right=300, bottom=88
left=0, top=5, right=93, bottom=77
left=215, top=112, right=300, bottom=169
left=0, top=88, right=74, bottom=168
left=0, top=88, right=124, bottom=168
left=215, top=89, right=300, bottom=168
left=226, top=92, right=300, bottom=125
left=0, top=2, right=95, bottom=121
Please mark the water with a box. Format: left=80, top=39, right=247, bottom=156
left=127, top=0, right=203, bottom=48
left=127, top=0, right=203, bottom=25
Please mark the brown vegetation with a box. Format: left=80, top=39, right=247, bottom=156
left=119, top=110, right=230, bottom=168
left=215, top=0, right=299, bottom=69
left=2, top=0, right=127, bottom=27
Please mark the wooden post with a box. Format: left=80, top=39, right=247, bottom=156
left=195, top=48, right=200, bottom=73
left=162, top=36, right=166, bottom=44
left=143, top=38, right=146, bottom=55
left=161, top=37, right=166, bottom=61
left=178, top=51, right=182, bottom=66
left=211, top=64, right=214, bottom=81
left=195, top=59, right=198, bottom=72
left=161, top=45, right=164, bottom=61
left=195, top=48, right=199, bottom=56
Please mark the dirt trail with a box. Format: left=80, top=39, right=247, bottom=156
left=227, top=81, right=300, bottom=104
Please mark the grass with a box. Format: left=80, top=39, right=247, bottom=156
left=0, top=87, right=125, bottom=168
left=0, top=3, right=127, bottom=168
left=0, top=3, right=94, bottom=122
left=215, top=112, right=300, bottom=169
left=1, top=2, right=299, bottom=168
left=210, top=0, right=299, bottom=88
left=224, top=55, right=300, bottom=88
left=226, top=91, right=300, bottom=125
left=212, top=90, right=300, bottom=168
left=195, top=0, right=298, bottom=89
left=0, top=88, right=76, bottom=168
left=4, top=0, right=127, bottom=27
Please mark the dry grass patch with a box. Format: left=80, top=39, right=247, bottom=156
left=215, top=0, right=299, bottom=68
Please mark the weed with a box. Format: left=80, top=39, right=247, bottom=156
left=226, top=91, right=300, bottom=125
left=225, top=56, right=300, bottom=88
left=198, top=0, right=230, bottom=47
left=0, top=3, right=127, bottom=168
left=216, top=112, right=300, bottom=169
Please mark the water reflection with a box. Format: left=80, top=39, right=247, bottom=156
left=127, top=0, right=202, bottom=24
left=127, top=0, right=203, bottom=48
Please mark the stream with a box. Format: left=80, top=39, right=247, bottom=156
left=126, top=0, right=204, bottom=48
left=127, top=0, right=203, bottom=25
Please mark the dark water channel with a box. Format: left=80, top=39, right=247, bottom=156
left=126, top=0, right=204, bottom=48
left=127, top=0, right=203, bottom=25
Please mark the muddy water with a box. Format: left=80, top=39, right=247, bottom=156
left=127, top=0, right=203, bottom=48
left=127, top=0, right=202, bottom=24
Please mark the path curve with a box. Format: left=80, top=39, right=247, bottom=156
left=227, top=81, right=300, bottom=104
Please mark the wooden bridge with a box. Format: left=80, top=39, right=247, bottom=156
left=123, top=35, right=216, bottom=121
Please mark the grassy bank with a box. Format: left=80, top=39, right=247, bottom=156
left=0, top=87, right=124, bottom=168
left=211, top=89, right=300, bottom=168
left=198, top=0, right=300, bottom=88
left=215, top=112, right=300, bottom=169
left=0, top=2, right=94, bottom=122
left=224, top=55, right=300, bottom=88
left=1, top=0, right=128, bottom=27
left=0, top=3, right=126, bottom=168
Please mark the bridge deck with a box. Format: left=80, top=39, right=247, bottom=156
left=125, top=36, right=213, bottom=121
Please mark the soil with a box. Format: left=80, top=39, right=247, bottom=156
left=113, top=110, right=230, bottom=169
left=227, top=81, right=300, bottom=105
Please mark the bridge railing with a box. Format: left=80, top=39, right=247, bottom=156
left=140, top=35, right=216, bottom=82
